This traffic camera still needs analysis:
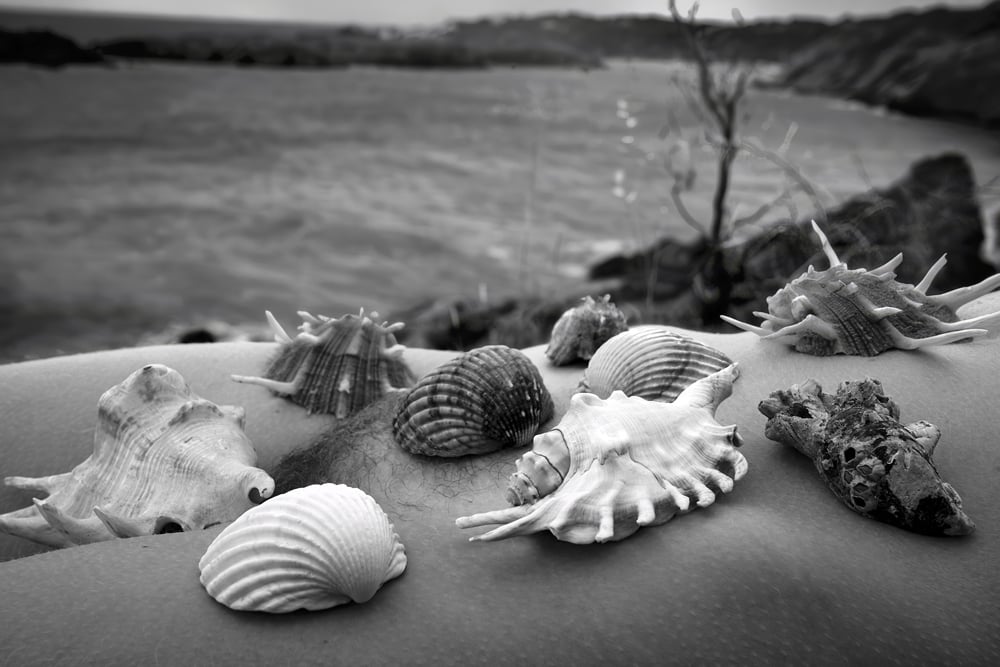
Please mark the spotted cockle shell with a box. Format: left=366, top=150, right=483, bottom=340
left=578, top=327, right=732, bottom=402
left=393, top=345, right=554, bottom=457
left=232, top=308, right=416, bottom=417
left=758, top=377, right=974, bottom=536
left=456, top=364, right=746, bottom=543
left=199, top=483, right=406, bottom=613
left=0, top=364, right=274, bottom=549
left=545, top=294, right=628, bottom=366
left=721, top=221, right=1000, bottom=356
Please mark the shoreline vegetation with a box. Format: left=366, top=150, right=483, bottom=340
left=2, top=1, right=999, bottom=125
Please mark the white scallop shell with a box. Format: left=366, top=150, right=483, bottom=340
left=578, top=327, right=732, bottom=402
left=199, top=484, right=406, bottom=613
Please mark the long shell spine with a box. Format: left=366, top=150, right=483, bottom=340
left=545, top=294, right=628, bottom=366
left=199, top=484, right=406, bottom=613
left=578, top=327, right=732, bottom=402
left=722, top=221, right=1000, bottom=355
left=456, top=364, right=746, bottom=543
left=393, top=345, right=554, bottom=457
left=758, top=377, right=974, bottom=536
left=232, top=308, right=415, bottom=416
left=0, top=364, right=273, bottom=548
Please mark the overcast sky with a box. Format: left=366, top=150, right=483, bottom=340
left=0, top=0, right=988, bottom=25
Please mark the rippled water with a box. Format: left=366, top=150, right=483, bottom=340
left=2, top=60, right=999, bottom=361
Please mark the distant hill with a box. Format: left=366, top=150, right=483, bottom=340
left=2, top=2, right=998, bottom=123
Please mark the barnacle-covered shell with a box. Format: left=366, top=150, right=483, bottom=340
left=393, top=345, right=554, bottom=457
left=456, top=364, right=746, bottom=543
left=199, top=484, right=406, bottom=613
left=232, top=308, right=415, bottom=416
left=0, top=364, right=274, bottom=549
left=758, top=377, right=974, bottom=536
left=721, top=221, right=1000, bottom=356
left=578, top=327, right=732, bottom=402
left=545, top=294, right=628, bottom=366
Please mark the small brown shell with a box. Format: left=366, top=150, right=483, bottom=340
left=545, top=294, right=628, bottom=366
left=232, top=308, right=415, bottom=417
left=393, top=345, right=554, bottom=457
left=578, top=327, right=732, bottom=402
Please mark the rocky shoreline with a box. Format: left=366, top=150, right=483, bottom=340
left=2, top=2, right=999, bottom=123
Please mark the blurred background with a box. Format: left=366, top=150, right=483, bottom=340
left=2, top=0, right=999, bottom=362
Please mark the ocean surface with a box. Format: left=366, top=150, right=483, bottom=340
left=2, top=60, right=999, bottom=362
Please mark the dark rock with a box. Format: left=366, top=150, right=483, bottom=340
left=728, top=153, right=993, bottom=325
left=772, top=1, right=1000, bottom=126
left=0, top=28, right=105, bottom=67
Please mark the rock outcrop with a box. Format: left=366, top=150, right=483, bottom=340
left=0, top=28, right=105, bottom=67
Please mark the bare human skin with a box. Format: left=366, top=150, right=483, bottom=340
left=1, top=296, right=1000, bottom=665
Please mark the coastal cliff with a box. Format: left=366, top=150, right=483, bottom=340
left=2, top=3, right=999, bottom=123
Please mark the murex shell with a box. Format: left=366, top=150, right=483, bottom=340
left=456, top=364, right=746, bottom=543
left=721, top=221, right=1000, bottom=355
left=393, top=345, right=554, bottom=457
left=759, top=377, right=974, bottom=536
left=232, top=308, right=416, bottom=417
left=578, top=327, right=732, bottom=402
left=199, top=483, right=406, bottom=613
left=0, top=364, right=274, bottom=548
left=545, top=294, right=628, bottom=366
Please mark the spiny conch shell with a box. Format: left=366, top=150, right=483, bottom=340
left=0, top=364, right=274, bottom=548
left=456, top=364, right=746, bottom=543
left=198, top=483, right=406, bottom=613
left=393, top=345, right=554, bottom=457
left=545, top=294, right=628, bottom=366
left=758, top=378, right=974, bottom=536
left=577, top=327, right=732, bottom=402
left=721, top=220, right=1000, bottom=356
left=232, top=308, right=416, bottom=417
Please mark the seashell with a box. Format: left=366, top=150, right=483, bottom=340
left=0, top=364, right=274, bottom=549
left=232, top=308, right=416, bottom=416
left=578, top=327, right=732, bottom=402
left=199, top=483, right=406, bottom=613
left=393, top=345, right=554, bottom=457
left=456, top=364, right=746, bottom=543
left=545, top=294, right=628, bottom=366
left=721, top=221, right=1000, bottom=356
left=758, top=377, right=974, bottom=536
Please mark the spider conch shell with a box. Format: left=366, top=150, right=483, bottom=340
left=0, top=364, right=274, bottom=548
left=232, top=308, right=416, bottom=416
left=578, top=327, right=732, bottom=402
left=456, top=364, right=746, bottom=543
left=758, top=377, right=974, bottom=536
left=393, top=345, right=554, bottom=457
left=721, top=221, right=1000, bottom=355
left=199, top=484, right=407, bottom=613
left=545, top=294, right=628, bottom=366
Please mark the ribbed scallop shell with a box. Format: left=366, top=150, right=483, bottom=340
left=578, top=327, right=732, bottom=402
left=545, top=294, right=628, bottom=366
left=456, top=364, right=746, bottom=543
left=0, top=364, right=274, bottom=548
left=721, top=221, right=1000, bottom=356
left=232, top=308, right=415, bottom=416
left=199, top=483, right=407, bottom=613
left=393, top=345, right=554, bottom=457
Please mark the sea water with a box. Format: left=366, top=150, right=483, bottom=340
left=2, top=60, right=999, bottom=361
